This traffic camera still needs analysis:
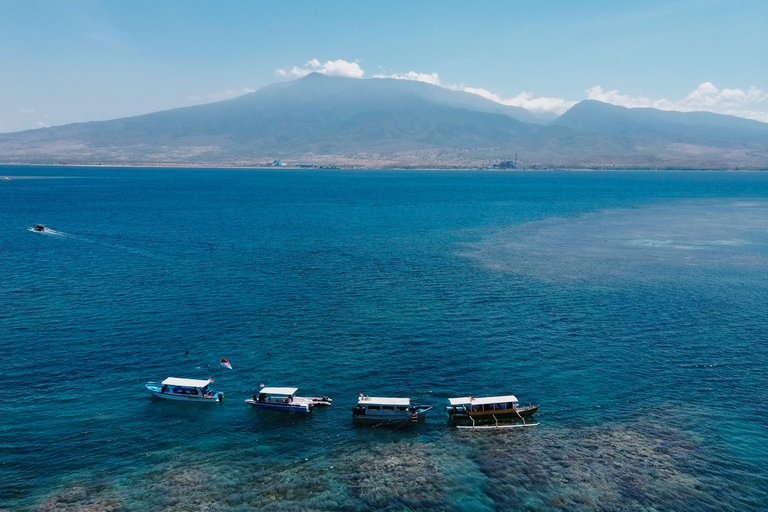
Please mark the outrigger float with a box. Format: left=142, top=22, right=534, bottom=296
left=146, top=377, right=224, bottom=402
left=244, top=387, right=332, bottom=414
left=447, top=395, right=539, bottom=429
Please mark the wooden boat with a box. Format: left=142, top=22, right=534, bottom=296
left=447, top=395, right=539, bottom=428
left=146, top=377, right=224, bottom=402
left=244, top=387, right=317, bottom=413
left=352, top=395, right=432, bottom=424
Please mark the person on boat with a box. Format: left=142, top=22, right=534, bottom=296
left=258, top=393, right=266, bottom=402
left=286, top=395, right=293, bottom=404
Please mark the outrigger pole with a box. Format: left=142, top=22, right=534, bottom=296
left=455, top=414, right=540, bottom=430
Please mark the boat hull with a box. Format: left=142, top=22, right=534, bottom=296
left=245, top=399, right=312, bottom=413
left=352, top=413, right=427, bottom=425
left=449, top=404, right=539, bottom=421
left=147, top=388, right=223, bottom=402
left=307, top=397, right=333, bottom=406
left=352, top=406, right=431, bottom=424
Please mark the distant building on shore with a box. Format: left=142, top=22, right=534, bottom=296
left=492, top=154, right=518, bottom=169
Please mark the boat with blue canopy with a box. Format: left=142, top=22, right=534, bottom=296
left=245, top=387, right=318, bottom=413
left=352, top=395, right=432, bottom=424
left=146, top=377, right=224, bottom=402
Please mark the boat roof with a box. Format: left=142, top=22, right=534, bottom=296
left=358, top=396, right=411, bottom=406
left=448, top=395, right=518, bottom=406
left=162, top=377, right=212, bottom=388
left=260, top=387, right=298, bottom=395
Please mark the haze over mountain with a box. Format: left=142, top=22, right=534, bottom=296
left=1, top=73, right=766, bottom=169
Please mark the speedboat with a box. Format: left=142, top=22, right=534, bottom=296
left=352, top=395, right=432, bottom=424
left=244, top=387, right=319, bottom=413
left=308, top=396, right=333, bottom=406
left=447, top=395, right=539, bottom=428
left=146, top=377, right=224, bottom=402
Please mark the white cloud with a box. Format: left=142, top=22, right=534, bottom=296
left=372, top=68, right=768, bottom=121
left=463, top=87, right=577, bottom=115
left=374, top=70, right=576, bottom=115
left=240, top=59, right=768, bottom=122
left=585, top=86, right=664, bottom=109
left=276, top=59, right=364, bottom=79
left=373, top=70, right=441, bottom=86
left=586, top=83, right=768, bottom=122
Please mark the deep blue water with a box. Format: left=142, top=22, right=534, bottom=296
left=1, top=166, right=766, bottom=511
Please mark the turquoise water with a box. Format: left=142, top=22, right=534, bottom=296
left=1, top=167, right=766, bottom=511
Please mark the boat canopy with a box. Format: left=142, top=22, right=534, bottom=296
left=162, top=377, right=212, bottom=388
left=448, top=395, right=518, bottom=406
left=260, top=387, right=299, bottom=395
left=358, top=396, right=411, bottom=406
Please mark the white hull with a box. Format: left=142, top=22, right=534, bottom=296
left=149, top=390, right=221, bottom=402
left=353, top=411, right=428, bottom=423
left=146, top=381, right=223, bottom=402
left=245, top=399, right=311, bottom=413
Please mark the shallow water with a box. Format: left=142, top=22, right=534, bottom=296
left=1, top=167, right=766, bottom=511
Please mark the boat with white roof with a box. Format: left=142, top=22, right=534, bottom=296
left=146, top=377, right=224, bottom=402
left=352, top=395, right=433, bottom=424
left=245, top=387, right=326, bottom=413
left=447, top=395, right=539, bottom=429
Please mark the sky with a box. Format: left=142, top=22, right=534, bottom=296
left=0, top=0, right=766, bottom=133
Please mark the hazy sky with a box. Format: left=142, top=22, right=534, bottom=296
left=1, top=0, right=766, bottom=132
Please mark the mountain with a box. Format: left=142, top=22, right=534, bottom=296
left=552, top=100, right=768, bottom=146
left=253, top=73, right=551, bottom=124
left=0, top=74, right=541, bottom=165
left=0, top=74, right=766, bottom=169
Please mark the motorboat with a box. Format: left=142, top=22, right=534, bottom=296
left=352, top=395, right=432, bottom=424
left=447, top=395, right=539, bottom=429
left=33, top=224, right=45, bottom=232
left=145, top=377, right=224, bottom=402
left=244, top=387, right=318, bottom=413
left=308, top=396, right=333, bottom=406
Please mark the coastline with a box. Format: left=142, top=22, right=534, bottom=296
left=1, top=162, right=765, bottom=172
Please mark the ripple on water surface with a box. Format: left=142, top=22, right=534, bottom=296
left=2, top=170, right=767, bottom=511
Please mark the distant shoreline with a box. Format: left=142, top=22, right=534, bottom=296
left=1, top=162, right=765, bottom=172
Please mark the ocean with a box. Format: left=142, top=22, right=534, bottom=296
left=1, top=167, right=766, bottom=511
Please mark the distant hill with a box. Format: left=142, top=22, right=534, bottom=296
left=552, top=99, right=768, bottom=146
left=1, top=74, right=766, bottom=169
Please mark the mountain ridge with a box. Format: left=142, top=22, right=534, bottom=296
left=1, top=74, right=766, bottom=169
